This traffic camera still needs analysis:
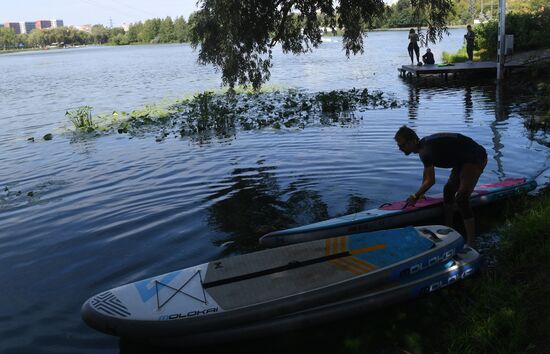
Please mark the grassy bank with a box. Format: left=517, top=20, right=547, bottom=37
left=442, top=188, right=550, bottom=353
left=339, top=188, right=550, bottom=354
left=442, top=46, right=483, bottom=63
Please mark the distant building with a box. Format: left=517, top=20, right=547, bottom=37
left=51, top=19, right=64, bottom=28
left=76, top=24, right=93, bottom=33
left=1, top=19, right=63, bottom=33
left=35, top=20, right=52, bottom=29
left=24, top=22, right=36, bottom=33
left=17, top=21, right=36, bottom=34
left=4, top=22, right=21, bottom=34
left=121, top=23, right=130, bottom=32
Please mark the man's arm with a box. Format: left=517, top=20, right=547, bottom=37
left=416, top=165, right=435, bottom=197
left=405, top=165, right=435, bottom=207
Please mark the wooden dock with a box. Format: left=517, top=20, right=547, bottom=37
left=398, top=61, right=524, bottom=79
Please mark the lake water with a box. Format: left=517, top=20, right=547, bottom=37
left=0, top=29, right=548, bottom=354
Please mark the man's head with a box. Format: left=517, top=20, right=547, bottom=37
left=409, top=28, right=415, bottom=34
left=467, top=25, right=472, bottom=31
left=394, top=125, right=419, bottom=155
left=427, top=48, right=432, bottom=53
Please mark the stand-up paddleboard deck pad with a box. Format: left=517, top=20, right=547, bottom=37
left=149, top=247, right=482, bottom=347
left=260, top=178, right=537, bottom=247
left=82, top=225, right=463, bottom=338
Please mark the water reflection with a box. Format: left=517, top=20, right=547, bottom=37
left=407, top=85, right=420, bottom=120
left=205, top=162, right=329, bottom=255
left=464, top=86, right=473, bottom=123
left=491, top=84, right=509, bottom=178
left=205, top=162, right=369, bottom=255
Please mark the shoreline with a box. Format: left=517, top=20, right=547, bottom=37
left=369, top=25, right=467, bottom=32
left=0, top=27, right=470, bottom=56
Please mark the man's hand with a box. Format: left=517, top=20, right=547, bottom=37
left=403, top=193, right=419, bottom=209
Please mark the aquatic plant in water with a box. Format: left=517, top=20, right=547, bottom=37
left=66, top=88, right=403, bottom=142
left=66, top=106, right=95, bottom=131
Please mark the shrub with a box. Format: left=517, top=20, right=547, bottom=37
left=476, top=9, right=550, bottom=59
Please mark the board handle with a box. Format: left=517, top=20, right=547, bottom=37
left=419, top=228, right=442, bottom=243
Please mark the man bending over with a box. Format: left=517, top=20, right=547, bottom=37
left=394, top=126, right=487, bottom=246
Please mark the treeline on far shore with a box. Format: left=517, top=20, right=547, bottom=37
left=0, top=15, right=194, bottom=50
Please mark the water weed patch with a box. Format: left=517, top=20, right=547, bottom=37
left=64, top=88, right=403, bottom=142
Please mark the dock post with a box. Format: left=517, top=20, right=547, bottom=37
left=497, top=0, right=506, bottom=81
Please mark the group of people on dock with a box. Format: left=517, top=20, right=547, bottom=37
left=407, top=26, right=475, bottom=66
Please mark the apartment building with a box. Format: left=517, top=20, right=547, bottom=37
left=2, top=19, right=63, bottom=33
left=35, top=20, right=52, bottom=29
left=3, top=22, right=21, bottom=34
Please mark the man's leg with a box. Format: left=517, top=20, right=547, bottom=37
left=443, top=168, right=460, bottom=228
left=467, top=45, right=474, bottom=61
left=457, top=159, right=487, bottom=246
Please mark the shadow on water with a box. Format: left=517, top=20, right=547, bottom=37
left=205, top=161, right=368, bottom=256
left=205, top=162, right=296, bottom=255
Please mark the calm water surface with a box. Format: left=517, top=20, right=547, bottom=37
left=0, top=29, right=548, bottom=354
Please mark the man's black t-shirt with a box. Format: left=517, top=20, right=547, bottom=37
left=419, top=133, right=486, bottom=168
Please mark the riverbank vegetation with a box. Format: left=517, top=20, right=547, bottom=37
left=442, top=7, right=549, bottom=63
left=382, top=0, right=544, bottom=29
left=443, top=188, right=550, bottom=353
left=517, top=63, right=550, bottom=134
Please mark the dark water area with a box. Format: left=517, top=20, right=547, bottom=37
left=0, top=30, right=549, bottom=354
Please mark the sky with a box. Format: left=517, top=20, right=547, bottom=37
left=2, top=0, right=397, bottom=28
left=1, top=0, right=200, bottom=27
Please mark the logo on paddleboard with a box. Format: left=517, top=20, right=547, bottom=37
left=159, top=307, right=219, bottom=321
left=91, top=291, right=131, bottom=318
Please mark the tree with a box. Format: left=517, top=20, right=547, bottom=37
left=0, top=27, right=17, bottom=50
left=159, top=16, right=176, bottom=43
left=127, top=22, right=143, bottom=43
left=190, top=0, right=454, bottom=89
left=27, top=29, right=46, bottom=48
left=385, top=0, right=416, bottom=28
left=141, top=18, right=162, bottom=43
left=91, top=25, right=110, bottom=44
left=174, top=16, right=188, bottom=42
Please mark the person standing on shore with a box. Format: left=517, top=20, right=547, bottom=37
left=464, top=25, right=475, bottom=62
left=394, top=126, right=487, bottom=247
left=408, top=28, right=420, bottom=65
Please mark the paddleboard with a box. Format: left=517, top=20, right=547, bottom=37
left=82, top=225, right=463, bottom=338
left=145, top=246, right=481, bottom=347
left=260, top=178, right=536, bottom=247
